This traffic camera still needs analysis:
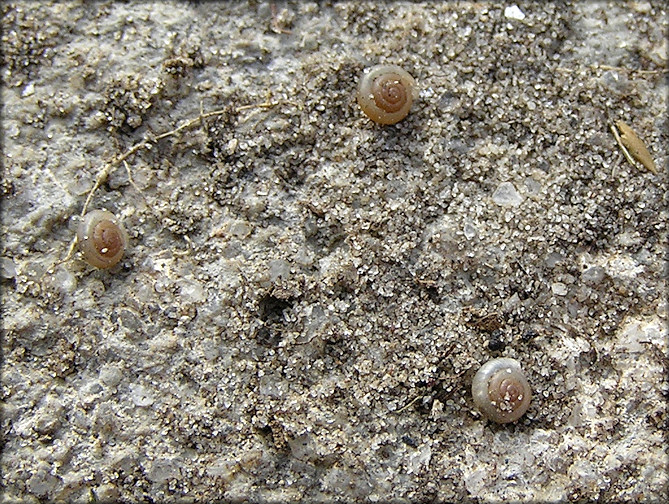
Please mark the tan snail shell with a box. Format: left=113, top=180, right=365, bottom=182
left=357, top=64, right=418, bottom=125
left=471, top=357, right=531, bottom=423
left=77, top=210, right=128, bottom=269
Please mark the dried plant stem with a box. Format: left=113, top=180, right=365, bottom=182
left=53, top=99, right=279, bottom=269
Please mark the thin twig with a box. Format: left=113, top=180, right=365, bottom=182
left=397, top=394, right=424, bottom=414
left=48, top=99, right=281, bottom=273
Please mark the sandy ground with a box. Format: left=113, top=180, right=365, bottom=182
left=1, top=1, right=667, bottom=502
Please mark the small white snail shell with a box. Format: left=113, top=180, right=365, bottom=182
left=471, top=357, right=531, bottom=423
left=77, top=209, right=128, bottom=269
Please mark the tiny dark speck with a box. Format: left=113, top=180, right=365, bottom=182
left=488, top=329, right=505, bottom=351
left=522, top=329, right=539, bottom=342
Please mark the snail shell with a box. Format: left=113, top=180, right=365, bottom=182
left=471, top=357, right=531, bottom=423
left=77, top=210, right=128, bottom=269
left=357, top=64, right=418, bottom=125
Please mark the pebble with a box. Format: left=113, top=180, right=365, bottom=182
left=504, top=5, right=526, bottom=20
left=492, top=182, right=523, bottom=207
left=551, top=282, right=568, bottom=296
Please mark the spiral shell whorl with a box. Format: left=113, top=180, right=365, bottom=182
left=77, top=209, right=128, bottom=269
left=371, top=73, right=408, bottom=113
left=357, top=65, right=417, bottom=125
left=472, top=357, right=531, bottom=423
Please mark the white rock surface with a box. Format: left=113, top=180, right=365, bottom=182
left=2, top=2, right=666, bottom=503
